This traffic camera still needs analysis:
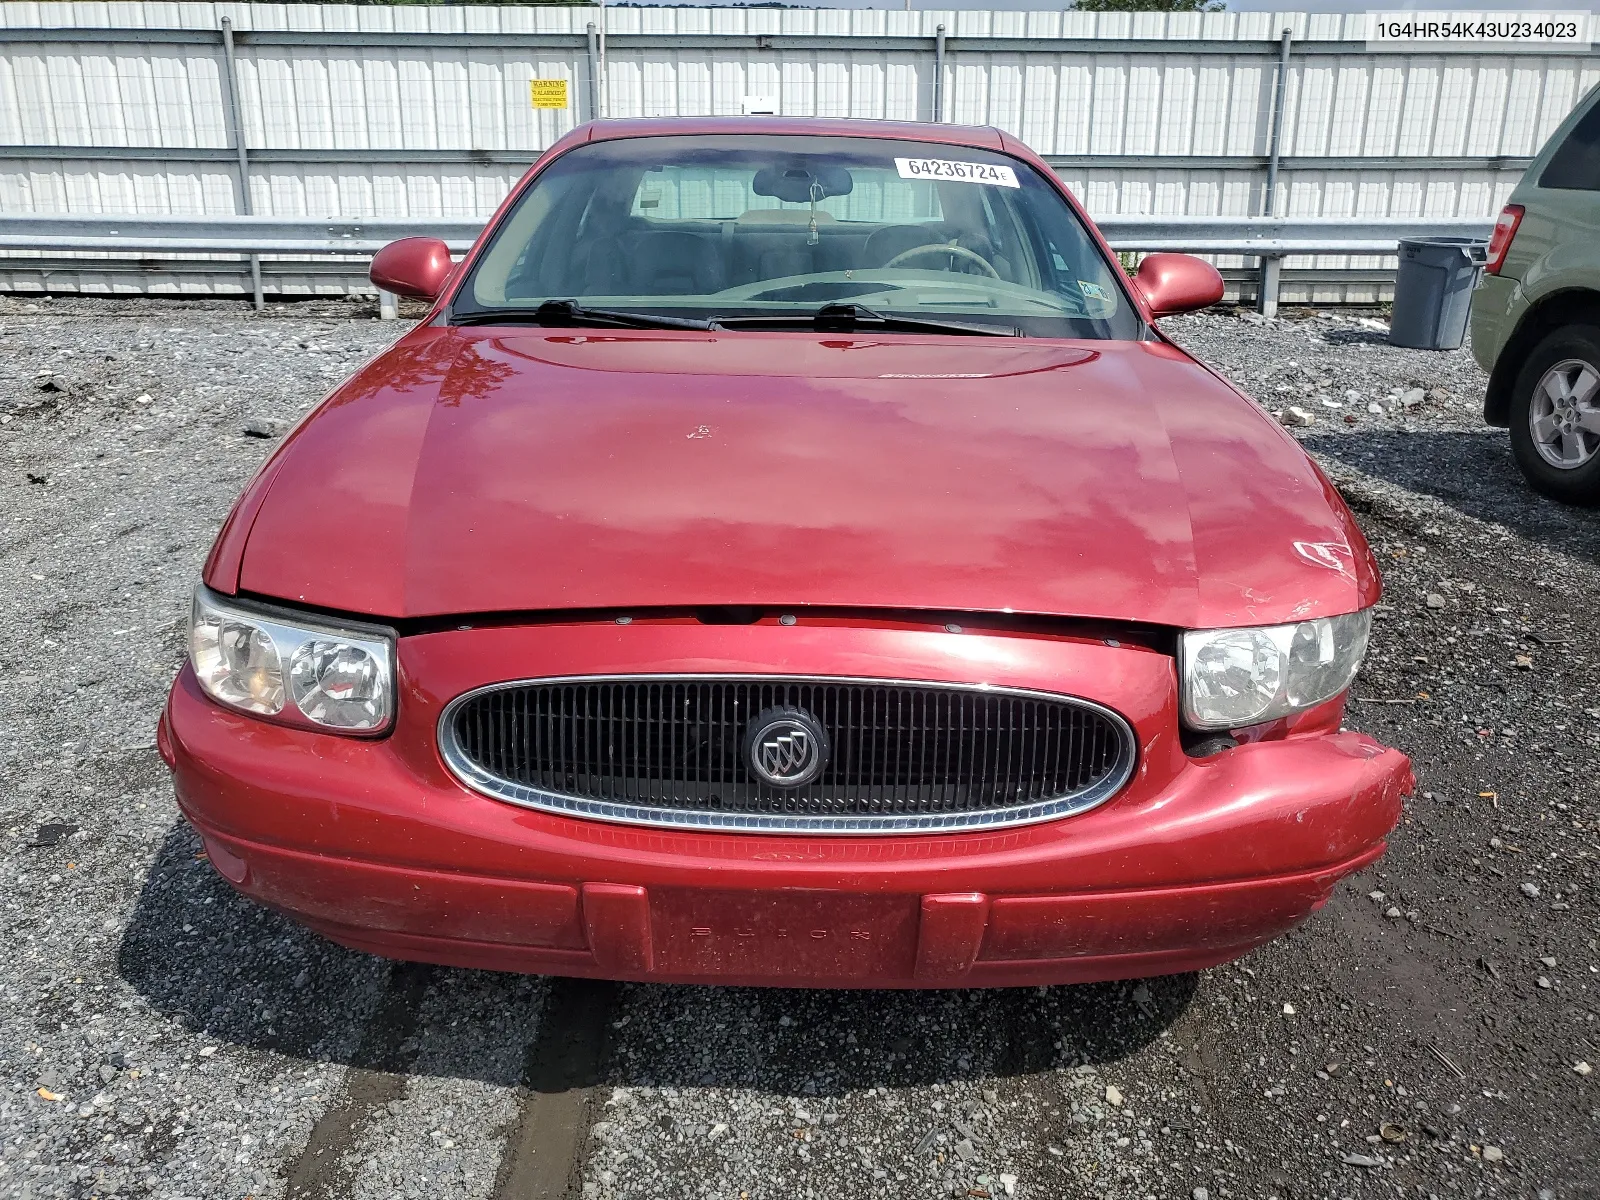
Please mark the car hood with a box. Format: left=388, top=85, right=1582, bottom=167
left=232, top=327, right=1377, bottom=627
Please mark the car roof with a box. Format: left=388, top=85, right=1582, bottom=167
left=577, top=115, right=1007, bottom=151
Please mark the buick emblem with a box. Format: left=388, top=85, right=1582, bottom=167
left=743, top=706, right=829, bottom=788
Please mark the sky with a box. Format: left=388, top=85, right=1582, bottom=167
left=798, top=1, right=1599, bottom=11
left=1219, top=0, right=1596, bottom=8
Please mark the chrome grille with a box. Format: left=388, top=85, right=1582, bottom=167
left=439, top=676, right=1136, bottom=834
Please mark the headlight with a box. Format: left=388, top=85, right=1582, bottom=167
left=1179, top=610, right=1371, bottom=731
left=189, top=586, right=395, bottom=733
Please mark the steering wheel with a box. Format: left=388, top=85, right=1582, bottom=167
left=883, top=241, right=1001, bottom=279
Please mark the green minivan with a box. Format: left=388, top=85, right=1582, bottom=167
left=1471, top=82, right=1600, bottom=505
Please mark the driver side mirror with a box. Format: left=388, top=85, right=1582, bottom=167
left=370, top=237, right=456, bottom=301
left=1132, top=253, right=1225, bottom=318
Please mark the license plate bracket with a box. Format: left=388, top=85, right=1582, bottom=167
left=651, top=889, right=918, bottom=980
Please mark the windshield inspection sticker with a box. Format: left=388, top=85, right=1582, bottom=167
left=894, top=158, right=1020, bottom=188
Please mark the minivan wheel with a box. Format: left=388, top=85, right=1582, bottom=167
left=1508, top=324, right=1600, bottom=505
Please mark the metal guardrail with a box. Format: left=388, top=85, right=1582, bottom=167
left=0, top=213, right=1491, bottom=316
left=1099, top=216, right=1491, bottom=254
left=0, top=215, right=484, bottom=256
left=0, top=213, right=1493, bottom=257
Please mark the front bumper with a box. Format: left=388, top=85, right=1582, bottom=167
left=161, top=618, right=1413, bottom=988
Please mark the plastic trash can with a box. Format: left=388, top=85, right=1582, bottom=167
left=1387, top=237, right=1488, bottom=351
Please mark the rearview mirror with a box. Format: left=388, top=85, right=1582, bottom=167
left=1132, top=253, right=1225, bottom=318
left=370, top=237, right=455, bottom=301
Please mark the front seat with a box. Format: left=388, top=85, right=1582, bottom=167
left=622, top=231, right=724, bottom=296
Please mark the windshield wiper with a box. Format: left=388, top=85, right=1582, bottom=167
left=454, top=300, right=1013, bottom=336
left=453, top=300, right=715, bottom=330
left=711, top=302, right=1020, bottom=337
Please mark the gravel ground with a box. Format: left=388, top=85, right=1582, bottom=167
left=0, top=295, right=1595, bottom=1200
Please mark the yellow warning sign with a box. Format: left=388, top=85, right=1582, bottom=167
left=530, top=78, right=569, bottom=109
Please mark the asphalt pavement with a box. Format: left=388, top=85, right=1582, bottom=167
left=0, top=295, right=1594, bottom=1200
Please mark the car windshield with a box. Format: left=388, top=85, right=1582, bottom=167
left=455, top=134, right=1141, bottom=339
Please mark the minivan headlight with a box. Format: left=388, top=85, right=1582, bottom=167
left=189, top=586, right=395, bottom=733
left=1179, top=610, right=1371, bottom=731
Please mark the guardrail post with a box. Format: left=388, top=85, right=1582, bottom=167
left=1258, top=256, right=1283, bottom=319
left=933, top=25, right=946, bottom=123
left=378, top=289, right=398, bottom=320
left=1257, top=26, right=1292, bottom=317
left=218, top=17, right=262, bottom=312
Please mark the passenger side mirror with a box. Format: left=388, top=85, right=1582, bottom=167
left=1132, top=253, right=1225, bottom=318
left=370, top=237, right=456, bottom=301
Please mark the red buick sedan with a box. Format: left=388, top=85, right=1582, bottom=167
left=159, top=117, right=1412, bottom=988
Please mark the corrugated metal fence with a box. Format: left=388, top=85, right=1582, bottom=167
left=2, top=3, right=1597, bottom=302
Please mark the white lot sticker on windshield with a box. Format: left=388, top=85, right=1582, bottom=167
left=894, top=157, right=1020, bottom=188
